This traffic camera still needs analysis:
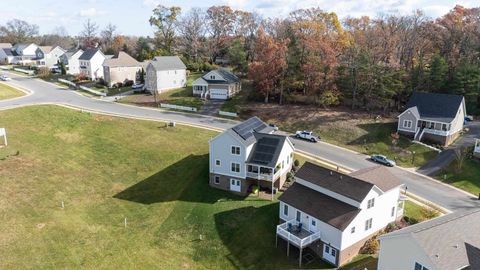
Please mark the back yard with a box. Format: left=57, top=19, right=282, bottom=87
left=0, top=82, right=25, bottom=100
left=240, top=103, right=437, bottom=168
left=0, top=105, right=344, bottom=269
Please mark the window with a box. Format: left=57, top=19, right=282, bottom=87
left=311, top=219, right=316, bottom=226
left=215, top=159, right=221, bottom=166
left=351, top=227, right=355, bottom=234
left=391, top=207, right=395, bottom=217
left=231, top=163, right=240, bottom=173
left=210, top=75, right=215, bottom=79
left=364, top=218, right=373, bottom=231
left=287, top=155, right=290, bottom=164
left=231, top=146, right=240, bottom=155
left=331, top=248, right=336, bottom=257
left=325, top=245, right=330, bottom=254
left=367, top=198, right=375, bottom=209
left=214, top=176, right=220, bottom=184
left=403, top=120, right=412, bottom=128
left=414, top=262, right=429, bottom=270
left=283, top=204, right=288, bottom=216
left=296, top=211, right=301, bottom=222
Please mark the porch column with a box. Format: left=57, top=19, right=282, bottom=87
left=299, top=247, right=303, bottom=268
left=271, top=178, right=274, bottom=201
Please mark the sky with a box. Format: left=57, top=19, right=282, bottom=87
left=1, top=0, right=479, bottom=37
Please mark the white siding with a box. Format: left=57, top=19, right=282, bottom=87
left=146, top=67, right=187, bottom=93
left=88, top=52, right=106, bottom=80
left=21, top=44, right=38, bottom=56
left=449, top=101, right=466, bottom=134
left=378, top=236, right=436, bottom=270
left=67, top=51, right=83, bottom=75
left=209, top=131, right=249, bottom=179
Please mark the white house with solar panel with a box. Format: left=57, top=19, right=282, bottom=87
left=209, top=117, right=295, bottom=197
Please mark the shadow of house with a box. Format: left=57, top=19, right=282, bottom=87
left=347, top=122, right=397, bottom=147
left=214, top=204, right=328, bottom=269
left=114, top=154, right=243, bottom=204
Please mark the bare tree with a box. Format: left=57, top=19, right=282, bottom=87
left=178, top=8, right=206, bottom=63
left=80, top=19, right=99, bottom=48
left=206, top=6, right=236, bottom=62
left=0, top=19, right=39, bottom=44
left=454, top=147, right=468, bottom=173
left=101, top=23, right=117, bottom=51
left=52, top=26, right=68, bottom=37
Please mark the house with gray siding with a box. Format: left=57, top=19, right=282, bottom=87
left=192, top=69, right=241, bottom=100
left=35, top=46, right=66, bottom=68
left=209, top=117, right=294, bottom=197
left=397, top=92, right=466, bottom=146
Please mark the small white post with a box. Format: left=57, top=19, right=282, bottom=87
left=61, top=201, right=64, bottom=209
left=124, top=217, right=127, bottom=228
left=0, top=128, right=7, bottom=146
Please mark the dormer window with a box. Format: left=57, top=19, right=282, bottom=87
left=367, top=198, right=375, bottom=209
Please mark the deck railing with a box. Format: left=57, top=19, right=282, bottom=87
left=276, top=219, right=322, bottom=248
left=247, top=169, right=281, bottom=181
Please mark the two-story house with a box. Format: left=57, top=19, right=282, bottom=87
left=78, top=48, right=106, bottom=80
left=11, top=43, right=38, bottom=65
left=277, top=162, right=404, bottom=267
left=209, top=117, right=295, bottom=198
left=192, top=69, right=241, bottom=100
left=378, top=209, right=480, bottom=270
left=0, top=43, right=13, bottom=64
left=63, top=49, right=84, bottom=75
left=397, top=92, right=466, bottom=146
left=103, top=51, right=142, bottom=87
left=34, top=46, right=66, bottom=68
left=145, top=56, right=186, bottom=94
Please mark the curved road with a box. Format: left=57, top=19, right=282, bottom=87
left=1, top=73, right=479, bottom=212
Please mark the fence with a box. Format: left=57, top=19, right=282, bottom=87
left=58, top=78, right=76, bottom=87
left=160, top=103, right=197, bottom=112
left=0, top=66, right=10, bottom=70
left=219, top=111, right=238, bottom=117
left=13, top=68, right=34, bottom=75
left=79, top=85, right=107, bottom=97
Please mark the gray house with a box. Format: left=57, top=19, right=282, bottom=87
left=35, top=46, right=66, bottom=68
left=192, top=69, right=241, bottom=100
left=397, top=92, right=466, bottom=146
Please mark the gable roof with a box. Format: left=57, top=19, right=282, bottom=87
left=103, top=51, right=139, bottom=67
left=0, top=43, right=12, bottom=48
left=279, top=182, right=361, bottom=231
left=148, top=56, right=186, bottom=71
left=246, top=132, right=288, bottom=168
left=380, top=209, right=480, bottom=270
left=202, top=69, right=240, bottom=84
left=230, top=116, right=275, bottom=145
left=406, top=92, right=464, bottom=123
left=2, top=48, right=14, bottom=56
left=79, top=48, right=102, bottom=60
left=38, top=46, right=53, bottom=54
left=349, top=166, right=403, bottom=192
left=295, top=162, right=375, bottom=203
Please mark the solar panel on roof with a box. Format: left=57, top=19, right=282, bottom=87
left=232, top=117, right=267, bottom=140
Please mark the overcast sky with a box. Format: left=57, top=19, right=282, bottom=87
left=2, top=0, right=479, bottom=37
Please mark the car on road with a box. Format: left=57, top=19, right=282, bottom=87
left=0, top=74, right=11, bottom=81
left=295, top=130, right=320, bottom=142
left=370, top=154, right=396, bottom=167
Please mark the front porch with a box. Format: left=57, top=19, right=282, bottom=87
left=414, top=119, right=451, bottom=141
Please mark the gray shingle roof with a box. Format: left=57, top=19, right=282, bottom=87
left=380, top=209, right=480, bottom=270
left=246, top=132, right=288, bottom=168
left=103, top=51, right=139, bottom=67
left=148, top=56, right=186, bottom=71
left=295, top=162, right=375, bottom=203
left=79, top=48, right=101, bottom=60
left=0, top=43, right=12, bottom=49
left=203, top=69, right=240, bottom=84
left=349, top=166, right=403, bottom=192
left=279, top=182, right=361, bottom=231
left=2, top=48, right=14, bottom=56
left=406, top=92, right=465, bottom=123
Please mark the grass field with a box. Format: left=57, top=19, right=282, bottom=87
left=403, top=201, right=440, bottom=224
left=439, top=158, right=480, bottom=195
left=0, top=105, right=348, bottom=269
left=0, top=82, right=25, bottom=100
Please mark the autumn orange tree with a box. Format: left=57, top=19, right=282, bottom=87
left=248, top=28, right=289, bottom=103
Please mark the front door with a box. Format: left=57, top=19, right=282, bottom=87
left=323, top=244, right=337, bottom=265
left=230, top=179, right=241, bottom=192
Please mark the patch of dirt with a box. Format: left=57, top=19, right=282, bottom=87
left=36, top=223, right=46, bottom=229
left=54, top=132, right=83, bottom=143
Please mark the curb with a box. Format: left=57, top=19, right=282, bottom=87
left=295, top=150, right=354, bottom=173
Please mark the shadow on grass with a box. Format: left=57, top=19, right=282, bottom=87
left=346, top=122, right=396, bottom=147
left=214, top=204, right=329, bottom=269
left=339, top=255, right=377, bottom=270
left=114, top=154, right=246, bottom=204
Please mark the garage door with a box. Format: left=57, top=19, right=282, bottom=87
left=210, top=89, right=228, bottom=100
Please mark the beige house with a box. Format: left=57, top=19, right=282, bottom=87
left=103, top=51, right=142, bottom=87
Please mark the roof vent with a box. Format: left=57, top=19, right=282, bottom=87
left=435, top=254, right=440, bottom=258
left=330, top=171, right=333, bottom=176
left=454, top=244, right=459, bottom=248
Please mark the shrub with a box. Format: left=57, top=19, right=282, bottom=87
left=360, top=235, right=379, bottom=254
left=420, top=207, right=439, bottom=220
left=286, top=172, right=294, bottom=182
left=123, top=80, right=134, bottom=87
left=294, top=159, right=300, bottom=167
left=115, top=82, right=123, bottom=88
left=384, top=222, right=400, bottom=233
left=37, top=67, right=50, bottom=78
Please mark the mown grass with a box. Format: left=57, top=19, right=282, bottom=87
left=0, top=105, right=347, bottom=269
left=403, top=201, right=440, bottom=224
left=220, top=80, right=252, bottom=113
left=0, top=82, right=24, bottom=100
left=439, top=158, right=480, bottom=195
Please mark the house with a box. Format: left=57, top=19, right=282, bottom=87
left=145, top=56, right=186, bottom=94
left=78, top=48, right=106, bottom=80
left=103, top=51, right=142, bottom=87
left=11, top=43, right=38, bottom=65
left=0, top=48, right=14, bottom=64
left=192, top=69, right=241, bottom=100
left=474, top=139, right=480, bottom=158
left=398, top=92, right=466, bottom=146
left=377, top=209, right=480, bottom=270
left=62, top=49, right=84, bottom=75
left=209, top=117, right=295, bottom=197
left=277, top=162, right=404, bottom=267
left=35, top=46, right=66, bottom=68
left=0, top=43, right=12, bottom=49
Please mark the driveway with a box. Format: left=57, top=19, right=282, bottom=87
left=199, top=99, right=224, bottom=116
left=417, top=121, right=480, bottom=176
left=1, top=72, right=480, bottom=212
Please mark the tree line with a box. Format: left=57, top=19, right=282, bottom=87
left=1, top=5, right=479, bottom=114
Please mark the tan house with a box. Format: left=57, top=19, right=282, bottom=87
left=103, top=51, right=142, bottom=87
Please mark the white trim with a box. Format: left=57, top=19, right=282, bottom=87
left=403, top=120, right=413, bottom=129
left=231, top=145, right=241, bottom=155
left=230, top=162, right=241, bottom=173
left=215, top=159, right=221, bottom=166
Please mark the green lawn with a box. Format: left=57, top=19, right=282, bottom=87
left=341, top=255, right=377, bottom=270
left=403, top=201, right=440, bottom=224
left=1, top=105, right=346, bottom=269
left=158, top=86, right=204, bottom=110
left=0, top=82, right=25, bottom=100
left=221, top=80, right=252, bottom=113
left=439, top=158, right=480, bottom=195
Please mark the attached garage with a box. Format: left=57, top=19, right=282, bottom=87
left=209, top=88, right=229, bottom=100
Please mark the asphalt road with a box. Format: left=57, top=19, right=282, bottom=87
left=1, top=73, right=479, bottom=212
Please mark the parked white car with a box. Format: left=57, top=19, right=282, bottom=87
left=0, top=74, right=11, bottom=81
left=295, top=130, right=320, bottom=142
